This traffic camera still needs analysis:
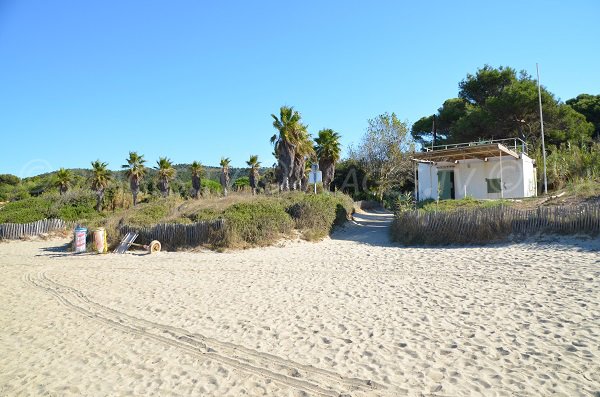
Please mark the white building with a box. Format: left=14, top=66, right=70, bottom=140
left=413, top=139, right=537, bottom=201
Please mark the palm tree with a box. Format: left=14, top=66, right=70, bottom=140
left=314, top=129, right=342, bottom=191
left=271, top=106, right=305, bottom=191
left=246, top=155, right=261, bottom=195
left=219, top=157, right=231, bottom=197
left=55, top=168, right=72, bottom=195
left=155, top=157, right=176, bottom=197
left=190, top=161, right=204, bottom=199
left=90, top=160, right=111, bottom=211
left=291, top=128, right=315, bottom=191
left=122, top=151, right=146, bottom=206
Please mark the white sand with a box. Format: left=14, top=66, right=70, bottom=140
left=1, top=212, right=599, bottom=396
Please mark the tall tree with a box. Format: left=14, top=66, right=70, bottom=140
left=155, top=157, right=176, bottom=197
left=291, top=128, right=314, bottom=191
left=411, top=98, right=468, bottom=147
left=566, top=94, right=600, bottom=141
left=190, top=161, right=204, bottom=199
left=414, top=65, right=594, bottom=149
left=459, top=65, right=517, bottom=107
left=350, top=113, right=414, bottom=201
left=122, top=151, right=146, bottom=206
left=314, top=128, right=342, bottom=191
left=246, top=155, right=261, bottom=195
left=90, top=160, right=111, bottom=211
left=55, top=168, right=72, bottom=195
left=270, top=106, right=305, bottom=191
left=219, top=157, right=231, bottom=197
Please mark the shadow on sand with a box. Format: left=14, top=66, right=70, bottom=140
left=331, top=210, right=398, bottom=247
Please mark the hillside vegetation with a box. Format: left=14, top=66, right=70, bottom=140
left=0, top=190, right=354, bottom=249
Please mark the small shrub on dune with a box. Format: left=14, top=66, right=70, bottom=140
left=124, top=197, right=181, bottom=226
left=286, top=194, right=353, bottom=240
left=222, top=201, right=294, bottom=246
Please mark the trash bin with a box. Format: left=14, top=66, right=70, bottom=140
left=92, top=227, right=107, bottom=254
left=74, top=227, right=87, bottom=253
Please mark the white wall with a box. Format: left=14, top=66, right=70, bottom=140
left=416, top=153, right=536, bottom=201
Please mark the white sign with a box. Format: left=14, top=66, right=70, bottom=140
left=308, top=170, right=322, bottom=184
left=311, top=164, right=319, bottom=173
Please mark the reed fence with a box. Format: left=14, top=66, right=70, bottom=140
left=0, top=218, right=74, bottom=240
left=119, top=219, right=225, bottom=249
left=392, top=204, right=600, bottom=245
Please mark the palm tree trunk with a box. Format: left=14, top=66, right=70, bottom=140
left=96, top=189, right=104, bottom=212
left=249, top=171, right=258, bottom=195
left=277, top=141, right=295, bottom=191
left=158, top=179, right=169, bottom=197
left=220, top=172, right=229, bottom=197
left=130, top=177, right=139, bottom=206
left=319, top=159, right=335, bottom=191
left=292, top=156, right=305, bottom=191
left=192, top=175, right=201, bottom=199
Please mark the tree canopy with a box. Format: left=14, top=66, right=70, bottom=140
left=412, top=65, right=595, bottom=149
left=350, top=113, right=414, bottom=200
left=566, top=94, right=600, bottom=141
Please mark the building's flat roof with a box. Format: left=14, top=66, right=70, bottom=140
left=412, top=143, right=520, bottom=162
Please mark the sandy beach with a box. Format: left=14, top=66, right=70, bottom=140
left=1, top=212, right=599, bottom=396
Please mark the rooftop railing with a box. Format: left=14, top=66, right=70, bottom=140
left=424, top=137, right=528, bottom=154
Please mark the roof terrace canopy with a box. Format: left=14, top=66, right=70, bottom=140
left=411, top=143, right=520, bottom=162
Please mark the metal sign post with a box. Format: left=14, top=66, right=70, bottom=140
left=308, top=164, right=322, bottom=194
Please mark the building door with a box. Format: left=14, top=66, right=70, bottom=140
left=438, top=170, right=455, bottom=200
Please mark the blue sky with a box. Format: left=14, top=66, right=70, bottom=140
left=1, top=0, right=599, bottom=177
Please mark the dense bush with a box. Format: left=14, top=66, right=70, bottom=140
left=202, top=179, right=223, bottom=195
left=0, top=190, right=101, bottom=223
left=54, top=191, right=100, bottom=222
left=222, top=200, right=293, bottom=246
left=541, top=143, right=600, bottom=191
left=0, top=196, right=54, bottom=223
left=124, top=199, right=175, bottom=226
left=286, top=193, right=353, bottom=240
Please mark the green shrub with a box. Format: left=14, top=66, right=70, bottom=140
left=0, top=190, right=103, bottom=223
left=234, top=176, right=250, bottom=190
left=202, top=179, right=223, bottom=195
left=565, top=177, right=600, bottom=198
left=393, top=192, right=415, bottom=213
left=123, top=197, right=181, bottom=226
left=55, top=192, right=99, bottom=222
left=286, top=193, right=353, bottom=240
left=222, top=200, right=293, bottom=246
left=0, top=196, right=53, bottom=223
left=0, top=174, right=20, bottom=186
left=189, top=208, right=222, bottom=222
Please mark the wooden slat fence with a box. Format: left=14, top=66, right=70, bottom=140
left=392, top=204, right=600, bottom=245
left=0, top=219, right=74, bottom=240
left=120, top=219, right=225, bottom=250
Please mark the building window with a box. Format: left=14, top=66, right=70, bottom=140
left=486, top=178, right=501, bottom=193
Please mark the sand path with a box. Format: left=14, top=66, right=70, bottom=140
left=1, top=211, right=599, bottom=396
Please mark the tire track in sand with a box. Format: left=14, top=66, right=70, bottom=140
left=25, top=271, right=388, bottom=397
